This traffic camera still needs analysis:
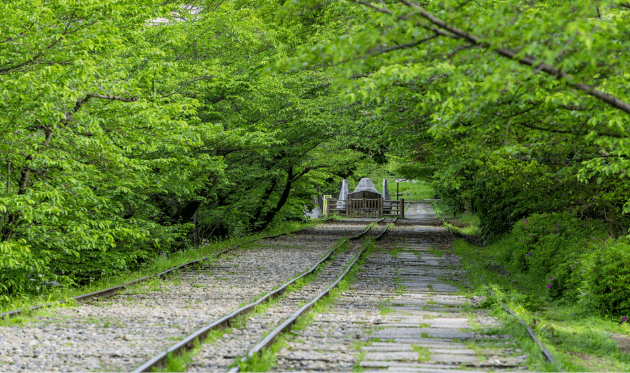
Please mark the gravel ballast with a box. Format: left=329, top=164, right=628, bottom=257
left=0, top=223, right=370, bottom=372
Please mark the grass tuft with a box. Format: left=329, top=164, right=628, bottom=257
left=412, top=344, right=431, bottom=362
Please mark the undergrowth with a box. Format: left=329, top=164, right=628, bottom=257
left=0, top=219, right=325, bottom=319
left=431, top=200, right=630, bottom=371
left=455, top=238, right=630, bottom=372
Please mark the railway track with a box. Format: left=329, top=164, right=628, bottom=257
left=0, top=223, right=321, bottom=320
left=0, top=219, right=388, bottom=372
left=1, top=204, right=555, bottom=372
left=134, top=219, right=393, bottom=372
left=265, top=203, right=530, bottom=372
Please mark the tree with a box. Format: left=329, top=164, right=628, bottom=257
left=283, top=0, right=630, bottom=237
left=0, top=0, right=381, bottom=296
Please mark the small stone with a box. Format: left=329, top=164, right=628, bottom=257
left=122, top=335, right=133, bottom=341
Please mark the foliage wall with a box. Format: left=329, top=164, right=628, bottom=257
left=3, top=0, right=630, bottom=305
left=284, top=0, right=630, bottom=239
left=0, top=0, right=379, bottom=297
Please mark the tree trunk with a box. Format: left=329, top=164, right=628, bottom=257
left=257, top=168, right=294, bottom=232
left=248, top=177, right=278, bottom=226
left=174, top=200, right=202, bottom=223
left=193, top=210, right=199, bottom=245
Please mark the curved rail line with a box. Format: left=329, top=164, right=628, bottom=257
left=0, top=219, right=333, bottom=320
left=437, top=213, right=558, bottom=365
left=133, top=220, right=381, bottom=372
left=227, top=221, right=393, bottom=373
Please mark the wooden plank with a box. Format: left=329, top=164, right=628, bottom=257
left=401, top=198, right=405, bottom=219
left=347, top=197, right=351, bottom=217
left=379, top=197, right=383, bottom=218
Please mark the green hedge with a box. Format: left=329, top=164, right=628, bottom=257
left=494, top=212, right=630, bottom=317
left=585, top=240, right=630, bottom=317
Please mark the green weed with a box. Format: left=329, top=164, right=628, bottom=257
left=380, top=307, right=393, bottom=315
left=453, top=238, right=630, bottom=372
left=412, top=344, right=431, bottom=362
left=156, top=337, right=202, bottom=372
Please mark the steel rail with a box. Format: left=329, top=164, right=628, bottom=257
left=482, top=280, right=558, bottom=365
left=436, top=213, right=558, bottom=365
left=228, top=236, right=374, bottom=373
left=0, top=220, right=332, bottom=320
left=374, top=218, right=397, bottom=240
left=132, top=222, right=374, bottom=373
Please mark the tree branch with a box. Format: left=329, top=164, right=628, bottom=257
left=368, top=34, right=440, bottom=57
left=397, top=0, right=630, bottom=116
left=447, top=44, right=477, bottom=58
left=63, top=93, right=137, bottom=124
left=357, top=0, right=393, bottom=15
left=516, top=121, right=624, bottom=138
left=291, top=165, right=331, bottom=182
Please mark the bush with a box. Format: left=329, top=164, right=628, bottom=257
left=503, top=213, right=607, bottom=301
left=471, top=181, right=520, bottom=241
left=584, top=239, right=630, bottom=317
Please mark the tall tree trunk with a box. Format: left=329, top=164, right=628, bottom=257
left=248, top=177, right=278, bottom=227
left=258, top=168, right=293, bottom=232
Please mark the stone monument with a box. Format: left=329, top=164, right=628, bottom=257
left=336, top=179, right=349, bottom=208
left=382, top=179, right=391, bottom=211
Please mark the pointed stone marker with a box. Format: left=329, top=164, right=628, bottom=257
left=336, top=179, right=349, bottom=209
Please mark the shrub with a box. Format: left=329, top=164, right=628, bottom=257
left=584, top=239, right=630, bottom=317
left=504, top=213, right=607, bottom=301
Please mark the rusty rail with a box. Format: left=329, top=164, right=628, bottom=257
left=436, top=213, right=557, bottom=365
left=132, top=221, right=374, bottom=373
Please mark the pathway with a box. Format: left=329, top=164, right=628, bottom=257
left=272, top=202, right=529, bottom=372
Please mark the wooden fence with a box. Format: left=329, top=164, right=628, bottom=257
left=324, top=198, right=405, bottom=218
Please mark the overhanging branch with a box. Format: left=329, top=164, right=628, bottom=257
left=396, top=0, right=630, bottom=116
left=64, top=93, right=137, bottom=124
